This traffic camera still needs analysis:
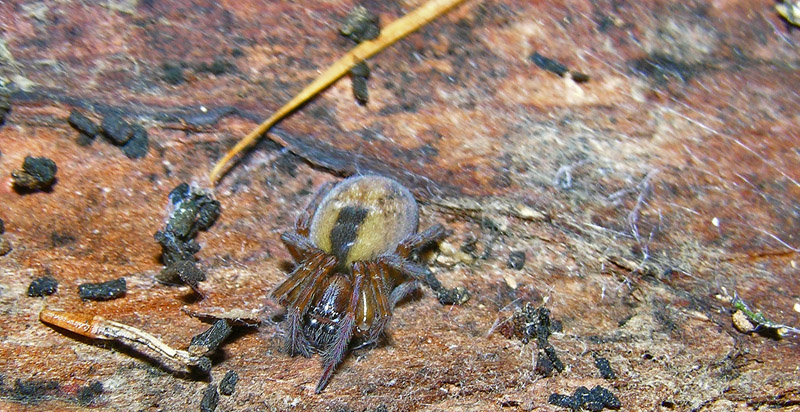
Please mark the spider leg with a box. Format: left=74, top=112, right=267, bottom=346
left=396, top=223, right=452, bottom=257
left=280, top=230, right=320, bottom=262
left=389, top=280, right=421, bottom=308
left=378, top=255, right=468, bottom=305
left=271, top=252, right=325, bottom=302
left=296, top=181, right=335, bottom=235
left=277, top=254, right=337, bottom=357
left=365, top=263, right=392, bottom=343
left=379, top=255, right=441, bottom=290
left=315, top=262, right=365, bottom=393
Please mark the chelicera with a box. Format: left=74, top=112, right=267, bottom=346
left=273, top=175, right=464, bottom=393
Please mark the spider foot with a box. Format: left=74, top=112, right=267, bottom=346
left=285, top=308, right=313, bottom=358
left=316, top=314, right=355, bottom=393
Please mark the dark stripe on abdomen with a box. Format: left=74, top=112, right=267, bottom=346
left=329, top=206, right=369, bottom=264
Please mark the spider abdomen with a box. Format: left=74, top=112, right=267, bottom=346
left=309, top=176, right=419, bottom=266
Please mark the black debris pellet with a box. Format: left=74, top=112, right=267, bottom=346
left=573, top=386, right=592, bottom=406
left=340, top=5, right=380, bottom=43
left=0, top=236, right=11, bottom=256
left=27, top=276, right=58, bottom=297
left=593, top=354, right=616, bottom=379
left=436, top=286, right=470, bottom=305
left=351, top=61, right=370, bottom=105
left=351, top=61, right=370, bottom=77
left=159, top=259, right=206, bottom=291
left=549, top=386, right=621, bottom=411
left=189, top=319, right=233, bottom=356
left=200, top=384, right=219, bottom=412
left=78, top=277, right=126, bottom=301
left=101, top=114, right=133, bottom=145
left=535, top=349, right=555, bottom=377
left=168, top=183, right=191, bottom=205
left=11, top=378, right=60, bottom=403
left=591, top=386, right=621, bottom=410
left=548, top=393, right=580, bottom=410
left=162, top=62, right=186, bottom=85
left=67, top=110, right=99, bottom=137
left=219, top=370, right=238, bottom=396
left=77, top=381, right=104, bottom=406
left=507, top=250, right=526, bottom=270
left=195, top=356, right=212, bottom=375
left=196, top=199, right=222, bottom=232
left=121, top=125, right=149, bottom=159
left=155, top=230, right=201, bottom=268
left=12, top=156, right=58, bottom=191
left=571, top=71, right=590, bottom=83
left=544, top=344, right=565, bottom=372
left=196, top=58, right=235, bottom=75
left=156, top=184, right=221, bottom=295
left=0, top=218, right=4, bottom=234
left=530, top=52, right=569, bottom=76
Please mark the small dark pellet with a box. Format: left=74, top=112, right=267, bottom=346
left=27, top=276, right=59, bottom=297
left=351, top=61, right=370, bottom=105
left=12, top=156, right=57, bottom=190
left=101, top=114, right=133, bottom=145
left=571, top=71, right=590, bottom=83
left=162, top=62, right=186, bottom=85
left=219, top=370, right=238, bottom=396
left=0, top=218, right=4, bottom=234
left=168, top=183, right=191, bottom=205
left=0, top=236, right=11, bottom=256
left=535, top=349, right=555, bottom=377
left=548, top=393, right=581, bottom=410
left=78, top=277, right=126, bottom=301
left=189, top=319, right=233, bottom=356
left=351, top=61, right=370, bottom=77
left=200, top=384, right=219, bottom=412
left=77, top=381, right=103, bottom=406
left=530, top=52, right=569, bottom=76
left=591, top=386, right=621, bottom=409
left=121, top=125, right=149, bottom=159
left=340, top=6, right=380, bottom=43
left=593, top=354, right=616, bottom=379
left=544, top=344, right=565, bottom=373
left=507, top=250, right=526, bottom=270
left=68, top=110, right=99, bottom=137
left=549, top=385, right=621, bottom=411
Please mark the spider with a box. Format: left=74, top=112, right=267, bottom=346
left=272, top=175, right=467, bottom=393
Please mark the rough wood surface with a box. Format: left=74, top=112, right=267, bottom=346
left=1, top=0, right=798, bottom=411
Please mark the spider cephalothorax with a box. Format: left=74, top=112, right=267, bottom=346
left=272, top=175, right=459, bottom=393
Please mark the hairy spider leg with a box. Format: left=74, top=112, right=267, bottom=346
left=280, top=231, right=319, bottom=262
left=275, top=253, right=338, bottom=357
left=378, top=254, right=443, bottom=292
left=316, top=264, right=366, bottom=393
left=365, top=262, right=392, bottom=343
left=272, top=251, right=326, bottom=300
left=396, top=223, right=452, bottom=257
left=389, top=280, right=421, bottom=307
left=295, top=181, right=336, bottom=236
